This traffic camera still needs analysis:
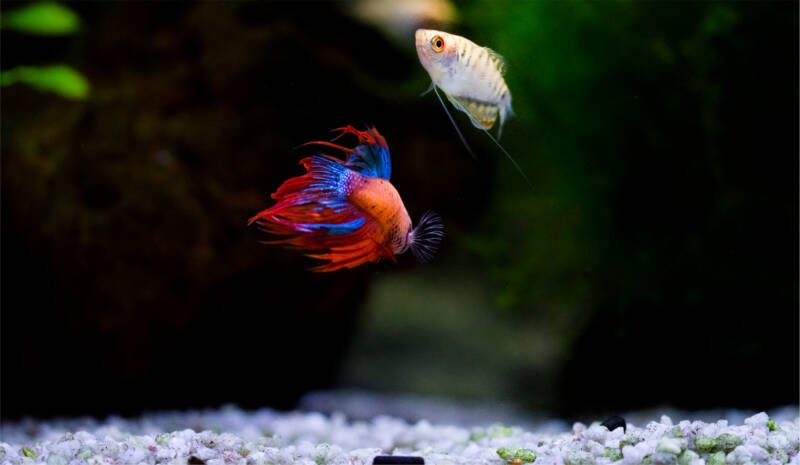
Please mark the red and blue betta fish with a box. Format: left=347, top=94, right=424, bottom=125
left=248, top=126, right=443, bottom=272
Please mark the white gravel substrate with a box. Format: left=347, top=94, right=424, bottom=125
left=1, top=405, right=797, bottom=465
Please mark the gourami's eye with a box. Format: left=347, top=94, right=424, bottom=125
left=431, top=35, right=444, bottom=52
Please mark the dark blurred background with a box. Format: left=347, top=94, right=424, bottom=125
left=1, top=1, right=797, bottom=421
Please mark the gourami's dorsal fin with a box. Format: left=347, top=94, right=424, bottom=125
left=485, top=47, right=507, bottom=74
left=446, top=95, right=499, bottom=130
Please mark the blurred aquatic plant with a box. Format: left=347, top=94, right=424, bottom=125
left=1, top=2, right=89, bottom=99
left=458, top=0, right=738, bottom=323
left=458, top=1, right=624, bottom=328
left=452, top=1, right=795, bottom=393
left=1, top=65, right=89, bottom=99
left=1, top=1, right=79, bottom=35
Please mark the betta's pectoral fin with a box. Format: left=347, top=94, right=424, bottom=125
left=409, top=211, right=444, bottom=263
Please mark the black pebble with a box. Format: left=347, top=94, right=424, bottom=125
left=187, top=456, right=205, bottom=465
left=601, top=415, right=626, bottom=432
left=373, top=457, right=425, bottom=465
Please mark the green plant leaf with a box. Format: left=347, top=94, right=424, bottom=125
left=1, top=65, right=89, bottom=99
left=1, top=2, right=80, bottom=35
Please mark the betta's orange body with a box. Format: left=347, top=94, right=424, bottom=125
left=248, top=126, right=442, bottom=272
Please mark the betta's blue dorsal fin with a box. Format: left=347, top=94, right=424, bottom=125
left=340, top=126, right=392, bottom=180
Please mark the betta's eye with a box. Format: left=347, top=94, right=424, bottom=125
left=431, top=35, right=445, bottom=52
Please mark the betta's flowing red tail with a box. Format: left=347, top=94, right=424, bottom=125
left=248, top=152, right=393, bottom=272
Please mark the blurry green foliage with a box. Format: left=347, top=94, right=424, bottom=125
left=458, top=1, right=627, bottom=325
left=1, top=2, right=80, bottom=35
left=1, top=2, right=88, bottom=99
left=458, top=0, right=743, bottom=329
left=1, top=65, right=89, bottom=99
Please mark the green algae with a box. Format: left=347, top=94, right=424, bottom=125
left=707, top=451, right=726, bottom=465
left=469, top=432, right=488, bottom=441
left=497, top=447, right=536, bottom=463
left=489, top=425, right=514, bottom=438
left=678, top=449, right=698, bottom=465
left=714, top=433, right=742, bottom=453
left=694, top=435, right=716, bottom=453
left=768, top=419, right=777, bottom=432
left=604, top=447, right=623, bottom=461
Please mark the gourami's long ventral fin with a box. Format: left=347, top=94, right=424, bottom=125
left=431, top=85, right=533, bottom=190
left=432, top=85, right=477, bottom=160
left=481, top=128, right=534, bottom=191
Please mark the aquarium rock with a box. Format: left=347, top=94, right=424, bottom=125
left=0, top=407, right=797, bottom=465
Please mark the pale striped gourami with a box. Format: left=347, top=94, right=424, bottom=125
left=415, top=28, right=513, bottom=137
left=415, top=29, right=533, bottom=189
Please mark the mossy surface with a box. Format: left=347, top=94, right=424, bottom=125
left=707, top=451, right=726, bottom=465
left=714, top=433, right=742, bottom=453
left=497, top=447, right=536, bottom=463
left=695, top=435, right=716, bottom=453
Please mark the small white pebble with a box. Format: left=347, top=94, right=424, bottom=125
left=746, top=413, right=770, bottom=428
left=768, top=431, right=790, bottom=451
left=53, top=440, right=81, bottom=458
left=587, top=439, right=605, bottom=456
left=622, top=445, right=645, bottom=465
left=46, top=454, right=68, bottom=465
left=727, top=445, right=753, bottom=464
left=657, top=437, right=682, bottom=454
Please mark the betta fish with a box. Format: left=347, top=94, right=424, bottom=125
left=248, top=126, right=443, bottom=272
left=415, top=28, right=532, bottom=189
